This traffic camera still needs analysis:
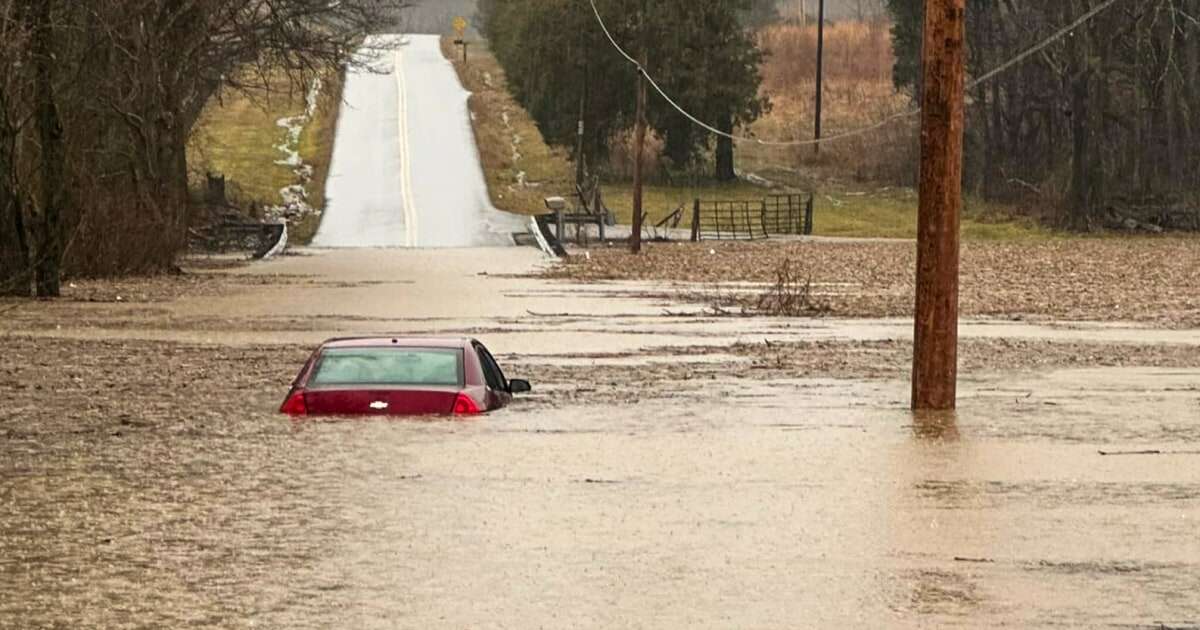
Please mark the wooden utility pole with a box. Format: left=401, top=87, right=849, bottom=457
left=813, top=0, right=825, bottom=156
left=575, top=39, right=589, bottom=188
left=912, top=0, right=966, bottom=411
left=630, top=2, right=648, bottom=254
left=576, top=92, right=587, bottom=188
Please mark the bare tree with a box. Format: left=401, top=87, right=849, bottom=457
left=0, top=0, right=409, bottom=295
left=892, top=0, right=1200, bottom=226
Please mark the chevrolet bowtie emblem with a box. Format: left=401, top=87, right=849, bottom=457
left=369, top=401, right=389, bottom=410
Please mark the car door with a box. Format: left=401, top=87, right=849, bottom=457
left=473, top=342, right=512, bottom=410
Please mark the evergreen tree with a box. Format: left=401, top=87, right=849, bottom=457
left=484, top=0, right=769, bottom=181
left=884, top=0, right=921, bottom=94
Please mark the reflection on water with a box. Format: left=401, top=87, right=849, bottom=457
left=911, top=410, right=961, bottom=442
left=2, top=383, right=1198, bottom=628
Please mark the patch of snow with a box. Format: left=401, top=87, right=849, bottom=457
left=739, top=171, right=778, bottom=188
left=267, top=79, right=323, bottom=221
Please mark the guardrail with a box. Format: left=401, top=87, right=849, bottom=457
left=191, top=219, right=287, bottom=259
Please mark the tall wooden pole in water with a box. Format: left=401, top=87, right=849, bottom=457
left=630, top=2, right=648, bottom=254
left=912, top=0, right=965, bottom=410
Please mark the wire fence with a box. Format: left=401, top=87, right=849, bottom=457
left=691, top=193, right=814, bottom=241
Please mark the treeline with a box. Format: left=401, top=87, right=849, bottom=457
left=478, top=0, right=774, bottom=182
left=889, top=0, right=1200, bottom=224
left=0, top=0, right=406, bottom=296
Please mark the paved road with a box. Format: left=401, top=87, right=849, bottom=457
left=312, top=34, right=522, bottom=248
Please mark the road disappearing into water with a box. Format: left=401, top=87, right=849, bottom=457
left=312, top=35, right=522, bottom=248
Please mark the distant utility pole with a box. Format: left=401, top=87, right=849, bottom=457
left=576, top=31, right=589, bottom=188
left=813, top=0, right=825, bottom=157
left=630, top=0, right=648, bottom=254
left=912, top=0, right=966, bottom=411
left=576, top=89, right=587, bottom=188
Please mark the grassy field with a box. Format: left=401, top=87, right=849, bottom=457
left=189, top=91, right=295, bottom=203
left=188, top=73, right=342, bottom=244
left=811, top=188, right=1052, bottom=240
left=441, top=37, right=574, bottom=216
left=446, top=27, right=1049, bottom=242
left=740, top=21, right=917, bottom=187
left=600, top=180, right=1051, bottom=240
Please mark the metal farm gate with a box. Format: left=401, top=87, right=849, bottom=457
left=689, top=193, right=814, bottom=241
left=693, top=200, right=766, bottom=240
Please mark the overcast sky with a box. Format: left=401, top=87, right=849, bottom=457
left=403, top=0, right=480, bottom=34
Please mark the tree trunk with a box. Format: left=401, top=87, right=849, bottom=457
left=663, top=123, right=694, bottom=168
left=31, top=0, right=63, bottom=297
left=1065, top=1, right=1094, bottom=226
left=0, top=103, right=32, bottom=296
left=1186, top=2, right=1200, bottom=189
left=982, top=10, right=1002, bottom=199
left=0, top=192, right=32, bottom=297
left=714, top=113, right=736, bottom=181
left=164, top=120, right=192, bottom=261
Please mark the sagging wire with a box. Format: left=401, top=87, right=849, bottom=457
left=586, top=0, right=1125, bottom=147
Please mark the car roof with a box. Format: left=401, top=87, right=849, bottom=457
left=320, top=336, right=475, bottom=350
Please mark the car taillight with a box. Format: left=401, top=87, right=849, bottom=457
left=280, top=390, right=308, bottom=416
left=452, top=393, right=480, bottom=416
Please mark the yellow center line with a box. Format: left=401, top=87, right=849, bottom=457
left=395, top=44, right=419, bottom=247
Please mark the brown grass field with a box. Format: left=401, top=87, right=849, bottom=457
left=740, top=20, right=916, bottom=188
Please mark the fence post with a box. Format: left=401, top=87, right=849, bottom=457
left=804, top=194, right=815, bottom=235
left=556, top=208, right=564, bottom=243
left=205, top=172, right=227, bottom=207
left=761, top=198, right=769, bottom=237
left=691, top=198, right=701, bottom=242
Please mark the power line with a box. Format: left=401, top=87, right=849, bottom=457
left=586, top=0, right=1124, bottom=147
left=966, top=0, right=1121, bottom=89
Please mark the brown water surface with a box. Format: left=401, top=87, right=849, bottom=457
left=2, top=247, right=1198, bottom=628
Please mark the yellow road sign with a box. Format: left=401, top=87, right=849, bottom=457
left=453, top=16, right=468, bottom=37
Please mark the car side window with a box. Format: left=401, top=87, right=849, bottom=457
left=474, top=344, right=507, bottom=391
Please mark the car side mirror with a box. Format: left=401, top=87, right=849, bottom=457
left=508, top=379, right=532, bottom=394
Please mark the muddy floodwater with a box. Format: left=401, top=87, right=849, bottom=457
left=2, top=247, right=1199, bottom=628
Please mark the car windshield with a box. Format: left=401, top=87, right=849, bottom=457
left=310, top=347, right=462, bottom=387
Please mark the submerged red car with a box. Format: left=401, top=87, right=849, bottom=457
left=280, top=337, right=531, bottom=417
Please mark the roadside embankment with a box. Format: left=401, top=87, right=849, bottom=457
left=441, top=36, right=573, bottom=216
